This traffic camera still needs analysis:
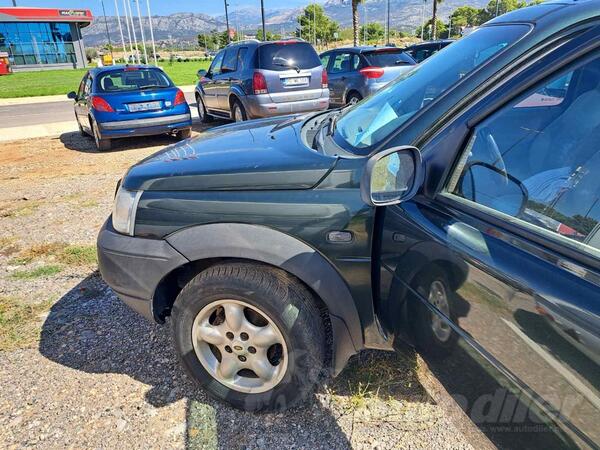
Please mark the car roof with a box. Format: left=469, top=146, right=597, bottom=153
left=322, top=46, right=408, bottom=54
left=89, top=65, right=161, bottom=75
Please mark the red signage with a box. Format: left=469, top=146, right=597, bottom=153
left=0, top=7, right=93, bottom=22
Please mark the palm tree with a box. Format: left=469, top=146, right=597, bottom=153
left=352, top=0, right=363, bottom=46
left=431, top=0, right=442, bottom=40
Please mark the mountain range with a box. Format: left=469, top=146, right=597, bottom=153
left=82, top=0, right=488, bottom=47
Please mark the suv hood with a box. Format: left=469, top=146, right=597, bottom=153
left=122, top=116, right=337, bottom=191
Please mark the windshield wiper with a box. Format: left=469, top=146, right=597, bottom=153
left=327, top=110, right=342, bottom=136
left=139, top=84, right=165, bottom=90
left=272, top=61, right=301, bottom=72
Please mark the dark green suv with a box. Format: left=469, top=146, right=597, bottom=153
left=99, top=2, right=600, bottom=447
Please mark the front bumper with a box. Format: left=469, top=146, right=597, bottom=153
left=98, top=113, right=192, bottom=139
left=97, top=219, right=188, bottom=321
left=244, top=94, right=329, bottom=119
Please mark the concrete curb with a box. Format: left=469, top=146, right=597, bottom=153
left=0, top=121, right=77, bottom=142
left=0, top=85, right=197, bottom=107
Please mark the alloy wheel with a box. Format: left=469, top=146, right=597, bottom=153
left=191, top=299, right=288, bottom=393
left=428, top=280, right=452, bottom=342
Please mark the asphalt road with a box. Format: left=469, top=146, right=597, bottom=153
left=0, top=92, right=197, bottom=129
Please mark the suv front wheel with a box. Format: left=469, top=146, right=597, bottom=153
left=172, top=262, right=326, bottom=411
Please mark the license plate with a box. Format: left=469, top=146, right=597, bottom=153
left=282, top=77, right=309, bottom=86
left=128, top=101, right=162, bottom=112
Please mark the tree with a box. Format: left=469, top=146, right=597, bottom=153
left=296, top=4, right=340, bottom=46
left=416, top=19, right=446, bottom=41
left=359, top=22, right=384, bottom=43
left=352, top=0, right=363, bottom=46
left=450, top=5, right=481, bottom=28
left=479, top=0, right=526, bottom=23
left=257, top=29, right=282, bottom=41
left=431, top=0, right=443, bottom=40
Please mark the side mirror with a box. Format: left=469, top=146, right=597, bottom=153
left=459, top=162, right=528, bottom=217
left=361, top=146, right=423, bottom=206
left=67, top=91, right=77, bottom=100
left=197, top=69, right=208, bottom=79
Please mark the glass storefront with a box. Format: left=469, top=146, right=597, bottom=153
left=0, top=22, right=77, bottom=66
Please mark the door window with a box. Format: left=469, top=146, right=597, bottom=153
left=236, top=47, right=248, bottom=71
left=320, top=53, right=331, bottom=70
left=77, top=74, right=87, bottom=98
left=83, top=75, right=92, bottom=97
left=208, top=50, right=225, bottom=76
left=446, top=55, right=600, bottom=257
left=221, top=48, right=238, bottom=73
left=330, top=53, right=354, bottom=73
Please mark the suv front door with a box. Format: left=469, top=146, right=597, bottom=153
left=203, top=50, right=225, bottom=110
left=378, top=32, right=600, bottom=449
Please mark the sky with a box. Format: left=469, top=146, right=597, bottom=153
left=0, top=0, right=326, bottom=16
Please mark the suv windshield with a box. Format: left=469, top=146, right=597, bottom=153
left=97, top=68, right=173, bottom=92
left=364, top=50, right=415, bottom=66
left=334, top=25, right=529, bottom=152
left=258, top=42, right=321, bottom=71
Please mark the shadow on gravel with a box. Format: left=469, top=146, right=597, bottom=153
left=58, top=131, right=183, bottom=154
left=39, top=273, right=353, bottom=449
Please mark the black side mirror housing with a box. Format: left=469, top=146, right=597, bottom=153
left=67, top=91, right=77, bottom=100
left=361, top=146, right=423, bottom=206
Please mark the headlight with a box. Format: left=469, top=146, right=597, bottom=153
left=112, top=186, right=142, bottom=236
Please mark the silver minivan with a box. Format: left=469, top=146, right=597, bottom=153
left=195, top=39, right=329, bottom=122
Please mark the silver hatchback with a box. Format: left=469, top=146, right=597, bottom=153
left=195, top=39, right=329, bottom=122
left=320, top=47, right=416, bottom=107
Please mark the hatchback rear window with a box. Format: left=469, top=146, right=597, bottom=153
left=258, top=42, right=321, bottom=71
left=97, top=68, right=173, bottom=92
left=364, top=50, right=415, bottom=67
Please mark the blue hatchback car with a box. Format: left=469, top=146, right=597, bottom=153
left=68, top=65, right=192, bottom=151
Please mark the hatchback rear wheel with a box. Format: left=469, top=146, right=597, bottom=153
left=91, top=120, right=111, bottom=152
left=172, top=262, right=326, bottom=411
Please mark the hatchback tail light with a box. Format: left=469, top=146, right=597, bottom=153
left=321, top=70, right=328, bottom=88
left=253, top=71, right=268, bottom=94
left=359, top=66, right=385, bottom=79
left=174, top=89, right=186, bottom=105
left=91, top=96, right=114, bottom=112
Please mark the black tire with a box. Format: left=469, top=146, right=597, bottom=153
left=77, top=118, right=86, bottom=136
left=196, top=95, right=212, bottom=123
left=177, top=128, right=192, bottom=140
left=346, top=92, right=362, bottom=106
left=412, top=267, right=458, bottom=358
left=231, top=99, right=247, bottom=122
left=172, top=262, right=326, bottom=411
left=91, top=120, right=111, bottom=151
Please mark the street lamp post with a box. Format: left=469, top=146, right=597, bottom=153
left=386, top=0, right=390, bottom=44
left=420, top=0, right=426, bottom=40
left=260, top=0, right=266, bottom=41
left=224, top=0, right=231, bottom=44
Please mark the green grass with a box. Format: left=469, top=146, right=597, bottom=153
left=0, top=60, right=210, bottom=98
left=10, top=265, right=63, bottom=280
left=56, top=245, right=97, bottom=266
left=0, top=296, right=53, bottom=351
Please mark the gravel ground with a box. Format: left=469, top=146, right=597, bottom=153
left=0, top=129, right=474, bottom=449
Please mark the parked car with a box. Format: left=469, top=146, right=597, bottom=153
left=194, top=39, right=329, bottom=122
left=98, top=2, right=600, bottom=448
left=403, top=39, right=454, bottom=63
left=320, top=46, right=416, bottom=106
left=68, top=65, right=192, bottom=151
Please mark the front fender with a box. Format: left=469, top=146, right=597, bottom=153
left=165, top=222, right=363, bottom=374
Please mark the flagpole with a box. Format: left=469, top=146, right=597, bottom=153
left=134, top=0, right=148, bottom=64
left=113, top=0, right=127, bottom=60
left=122, top=0, right=135, bottom=61
left=145, top=0, right=157, bottom=65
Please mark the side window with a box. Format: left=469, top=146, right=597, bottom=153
left=236, top=47, right=248, bottom=72
left=320, top=53, right=331, bottom=70
left=209, top=50, right=225, bottom=76
left=221, top=48, right=238, bottom=73
left=447, top=55, right=600, bottom=256
left=77, top=74, right=87, bottom=98
left=83, top=76, right=92, bottom=96
left=331, top=53, right=352, bottom=73
left=352, top=54, right=361, bottom=70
